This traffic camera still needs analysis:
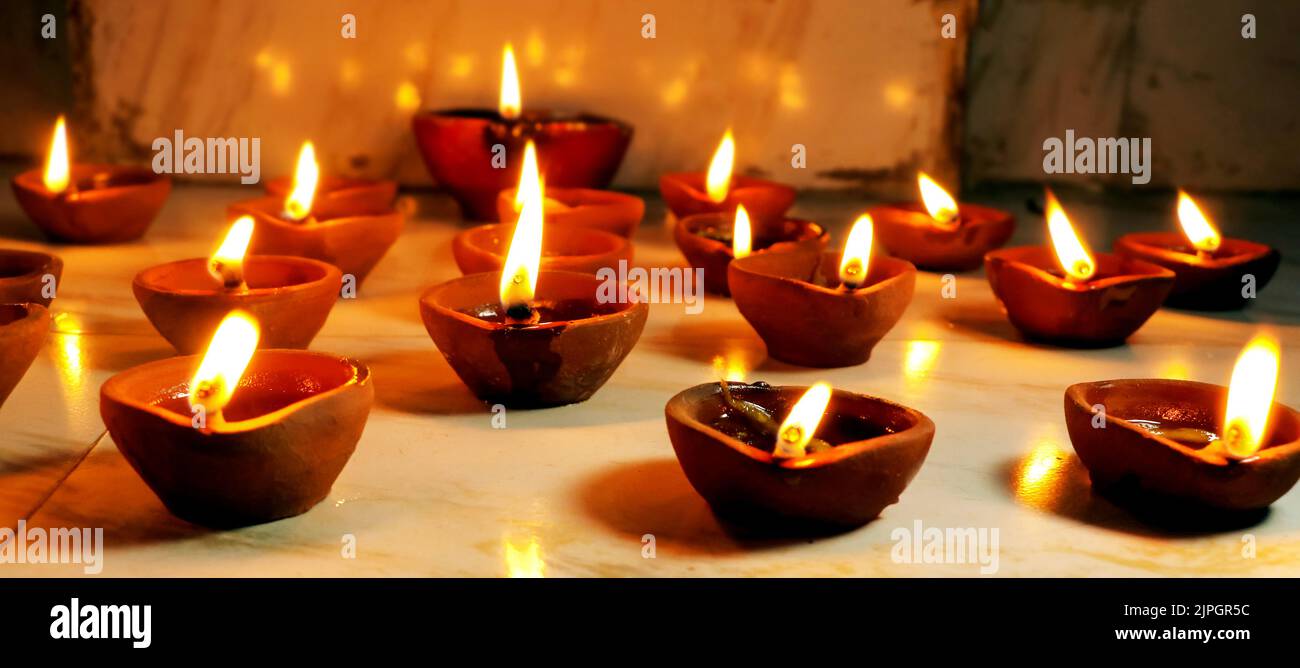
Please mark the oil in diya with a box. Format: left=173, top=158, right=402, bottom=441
left=660, top=129, right=796, bottom=237
left=10, top=116, right=170, bottom=244
left=1113, top=191, right=1280, bottom=310
left=869, top=172, right=1015, bottom=272
left=984, top=189, right=1174, bottom=347
left=412, top=43, right=633, bottom=221
left=1065, top=333, right=1299, bottom=514
left=674, top=204, right=828, bottom=295
left=134, top=216, right=342, bottom=353
left=100, top=310, right=373, bottom=527
left=228, top=141, right=403, bottom=285
left=420, top=158, right=647, bottom=408
left=729, top=213, right=916, bottom=367
left=665, top=380, right=934, bottom=530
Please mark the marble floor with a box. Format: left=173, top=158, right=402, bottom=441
left=1, top=169, right=1298, bottom=577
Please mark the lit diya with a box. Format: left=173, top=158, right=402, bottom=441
left=100, top=310, right=373, bottom=527
left=264, top=143, right=396, bottom=219
left=412, top=43, right=633, bottom=221
left=666, top=381, right=934, bottom=530
left=985, top=190, right=1174, bottom=347
left=1114, top=191, right=1280, bottom=311
left=10, top=116, right=170, bottom=244
left=454, top=141, right=632, bottom=275
left=869, top=172, right=1015, bottom=271
left=420, top=168, right=647, bottom=407
left=675, top=204, right=828, bottom=295
left=659, top=129, right=796, bottom=236
left=730, top=214, right=916, bottom=367
left=134, top=216, right=342, bottom=354
left=495, top=186, right=644, bottom=239
left=228, top=141, right=404, bottom=285
left=0, top=248, right=62, bottom=307
left=0, top=303, right=51, bottom=411
left=1065, top=334, right=1299, bottom=512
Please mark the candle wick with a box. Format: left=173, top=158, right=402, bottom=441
left=504, top=303, right=538, bottom=325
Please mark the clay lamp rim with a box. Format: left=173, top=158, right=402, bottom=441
left=666, top=382, right=936, bottom=471
left=232, top=195, right=400, bottom=229
left=1114, top=232, right=1274, bottom=269
left=0, top=249, right=61, bottom=283
left=497, top=185, right=642, bottom=212
left=264, top=174, right=395, bottom=196
left=133, top=255, right=341, bottom=298
left=419, top=269, right=641, bottom=334
left=1066, top=378, right=1300, bottom=469
left=679, top=212, right=828, bottom=258
left=661, top=171, right=795, bottom=204
left=13, top=163, right=168, bottom=200
left=0, top=302, right=48, bottom=333
left=868, top=201, right=1012, bottom=233
left=413, top=107, right=634, bottom=133
left=101, top=349, right=370, bottom=434
left=985, top=245, right=1175, bottom=292
left=457, top=222, right=629, bottom=265
left=730, top=250, right=915, bottom=299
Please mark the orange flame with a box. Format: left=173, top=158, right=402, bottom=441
left=209, top=216, right=255, bottom=288
left=732, top=204, right=752, bottom=259
left=838, top=213, right=874, bottom=288
left=1176, top=190, right=1222, bottom=253
left=706, top=129, right=735, bottom=203
left=284, top=141, right=319, bottom=221
left=499, top=140, right=543, bottom=312
left=1045, top=189, right=1096, bottom=283
left=917, top=171, right=959, bottom=227
left=1222, top=334, right=1280, bottom=459
left=499, top=43, right=521, bottom=120
left=44, top=115, right=70, bottom=193
left=189, top=311, right=260, bottom=424
left=775, top=382, right=833, bottom=458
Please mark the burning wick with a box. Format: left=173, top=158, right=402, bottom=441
left=732, top=204, right=752, bottom=260
left=283, top=141, right=319, bottom=222
left=1044, top=189, right=1096, bottom=287
left=706, top=129, right=735, bottom=204
left=208, top=215, right=255, bottom=290
left=917, top=171, right=959, bottom=229
left=1176, top=190, right=1222, bottom=260
left=838, top=213, right=874, bottom=290
left=499, top=140, right=544, bottom=325
left=189, top=310, right=260, bottom=430
left=44, top=115, right=72, bottom=195
left=1221, top=334, right=1280, bottom=460
left=775, top=382, right=833, bottom=458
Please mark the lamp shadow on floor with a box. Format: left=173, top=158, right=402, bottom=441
left=358, top=349, right=489, bottom=416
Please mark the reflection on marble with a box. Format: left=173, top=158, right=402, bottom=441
left=1, top=167, right=1298, bottom=577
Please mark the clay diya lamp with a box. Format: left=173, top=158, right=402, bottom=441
left=496, top=187, right=644, bottom=238
left=411, top=44, right=632, bottom=221
left=1114, top=191, right=1280, bottom=310
left=264, top=141, right=397, bottom=218
left=0, top=303, right=51, bottom=410
left=11, top=116, right=170, bottom=244
left=675, top=205, right=829, bottom=295
left=869, top=171, right=1015, bottom=272
left=134, top=216, right=342, bottom=354
left=1064, top=334, right=1300, bottom=513
left=985, top=190, right=1174, bottom=347
left=665, top=381, right=934, bottom=530
left=228, top=141, right=403, bottom=285
left=730, top=214, right=916, bottom=367
left=0, top=248, right=62, bottom=307
left=659, top=129, right=795, bottom=237
left=100, top=311, right=373, bottom=527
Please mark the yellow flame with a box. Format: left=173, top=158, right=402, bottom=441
left=504, top=535, right=545, bottom=578
left=711, top=352, right=749, bottom=383
left=44, top=115, right=70, bottom=193
left=499, top=43, right=522, bottom=120
left=513, top=140, right=542, bottom=211
left=1222, top=334, right=1280, bottom=459
left=732, top=205, right=752, bottom=259
left=1045, top=189, right=1096, bottom=283
left=775, top=382, right=832, bottom=458
left=284, top=141, right=319, bottom=221
left=838, top=213, right=874, bottom=287
left=706, top=129, right=735, bottom=203
left=917, top=171, right=959, bottom=226
left=209, top=216, right=255, bottom=288
left=394, top=81, right=421, bottom=111
left=499, top=140, right=543, bottom=312
left=1176, top=190, right=1222, bottom=253
left=188, top=311, right=260, bottom=422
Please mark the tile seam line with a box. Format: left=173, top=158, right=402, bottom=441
left=22, top=428, right=107, bottom=523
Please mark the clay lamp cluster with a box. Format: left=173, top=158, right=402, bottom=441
left=660, top=129, right=796, bottom=237
left=134, top=216, right=341, bottom=354
left=412, top=43, right=633, bottom=221
left=0, top=303, right=51, bottom=411
left=1065, top=334, right=1299, bottom=513
left=100, top=310, right=373, bottom=527
left=666, top=380, right=934, bottom=531
left=454, top=141, right=632, bottom=275
left=228, top=141, right=404, bottom=285
left=869, top=172, right=1015, bottom=272
left=675, top=204, right=828, bottom=296
left=1114, top=191, right=1280, bottom=310
left=0, top=248, right=62, bottom=307
left=420, top=167, right=648, bottom=408
left=985, top=190, right=1174, bottom=347
left=11, top=116, right=170, bottom=244
left=730, top=214, right=916, bottom=367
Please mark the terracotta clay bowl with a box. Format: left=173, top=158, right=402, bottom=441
left=496, top=186, right=645, bottom=238
left=729, top=251, right=916, bottom=367
left=0, top=249, right=63, bottom=307
left=1114, top=232, right=1280, bottom=311
left=264, top=175, right=397, bottom=219
left=985, top=246, right=1175, bottom=347
left=0, top=303, right=51, bottom=410
left=665, top=381, right=935, bottom=530
left=11, top=164, right=171, bottom=244
left=419, top=270, right=648, bottom=408
left=674, top=212, right=829, bottom=295
left=452, top=222, right=632, bottom=276
left=411, top=108, right=633, bottom=221
left=133, top=256, right=342, bottom=354
left=1065, top=379, right=1300, bottom=512
left=869, top=202, right=1015, bottom=272
left=659, top=172, right=796, bottom=238
left=100, top=349, right=373, bottom=528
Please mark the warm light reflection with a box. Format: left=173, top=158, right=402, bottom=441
left=394, top=81, right=421, bottom=111
left=52, top=312, right=85, bottom=401
left=705, top=129, right=735, bottom=203
left=499, top=43, right=522, bottom=120
left=189, top=311, right=260, bottom=424
left=499, top=141, right=543, bottom=312
left=504, top=534, right=545, bottom=578
left=883, top=82, right=914, bottom=110
left=917, top=171, right=959, bottom=227
left=1222, top=334, right=1280, bottom=459
left=775, top=382, right=832, bottom=458
left=838, top=213, right=874, bottom=288
left=732, top=205, right=752, bottom=260
left=1176, top=190, right=1222, bottom=253
left=404, top=43, right=427, bottom=70
left=1012, top=441, right=1071, bottom=508
left=903, top=340, right=941, bottom=383
left=339, top=59, right=361, bottom=88
left=209, top=216, right=254, bottom=289
left=284, top=141, right=319, bottom=221
left=1045, top=189, right=1096, bottom=283
left=711, top=352, right=749, bottom=382
left=44, top=115, right=70, bottom=193
left=779, top=64, right=806, bottom=110
left=449, top=53, right=475, bottom=79
left=1159, top=358, right=1191, bottom=381
left=270, top=61, right=292, bottom=95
